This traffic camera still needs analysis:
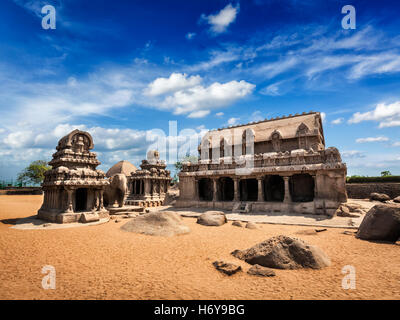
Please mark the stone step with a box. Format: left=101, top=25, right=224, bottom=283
left=107, top=206, right=144, bottom=215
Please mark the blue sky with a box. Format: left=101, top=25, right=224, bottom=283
left=1, top=0, right=400, bottom=180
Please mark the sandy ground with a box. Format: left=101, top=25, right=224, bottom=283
left=0, top=195, right=399, bottom=300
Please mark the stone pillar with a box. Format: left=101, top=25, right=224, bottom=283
left=257, top=177, right=264, bottom=202
left=99, top=189, right=104, bottom=210
left=133, top=180, right=136, bottom=194
left=283, top=176, right=291, bottom=203
left=233, top=178, right=240, bottom=201
left=194, top=178, right=200, bottom=201
left=312, top=174, right=318, bottom=199
left=212, top=178, right=218, bottom=201
left=66, top=188, right=73, bottom=212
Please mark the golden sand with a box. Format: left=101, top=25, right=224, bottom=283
left=0, top=195, right=399, bottom=300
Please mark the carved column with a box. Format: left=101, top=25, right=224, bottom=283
left=194, top=178, right=200, bottom=201
left=65, top=188, right=73, bottom=212
left=257, top=177, right=264, bottom=202
left=233, top=178, right=240, bottom=201
left=283, top=176, right=291, bottom=203
left=99, top=189, right=104, bottom=210
left=312, top=174, right=318, bottom=199
left=212, top=178, right=218, bottom=201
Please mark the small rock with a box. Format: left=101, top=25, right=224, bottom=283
left=212, top=261, right=242, bottom=276
left=345, top=203, right=362, bottom=211
left=296, top=229, right=317, bottom=235
left=42, top=223, right=52, bottom=228
left=370, top=192, right=391, bottom=202
left=393, top=196, right=400, bottom=203
left=115, top=219, right=121, bottom=223
left=245, top=222, right=258, bottom=229
left=315, top=228, right=327, bottom=233
left=232, top=221, right=243, bottom=227
left=343, top=231, right=356, bottom=236
left=247, top=264, right=276, bottom=277
left=197, top=211, right=227, bottom=226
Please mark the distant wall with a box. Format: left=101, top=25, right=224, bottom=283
left=346, top=183, right=400, bottom=199
left=0, top=187, right=42, bottom=195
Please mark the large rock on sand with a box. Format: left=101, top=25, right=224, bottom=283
left=197, top=211, right=227, bottom=226
left=394, top=196, right=400, bottom=203
left=356, top=204, right=400, bottom=242
left=231, top=235, right=331, bottom=270
left=370, top=192, right=390, bottom=202
left=121, top=211, right=190, bottom=236
left=212, top=261, right=242, bottom=276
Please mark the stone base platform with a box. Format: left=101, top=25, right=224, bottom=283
left=174, top=199, right=341, bottom=216
left=125, top=199, right=164, bottom=208
left=37, top=209, right=109, bottom=224
left=107, top=205, right=144, bottom=215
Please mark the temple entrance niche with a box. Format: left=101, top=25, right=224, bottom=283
left=264, top=175, right=284, bottom=202
left=240, top=179, right=258, bottom=201
left=290, top=174, right=315, bottom=202
left=198, top=178, right=213, bottom=201
left=218, top=177, right=234, bottom=201
left=75, top=188, right=88, bottom=212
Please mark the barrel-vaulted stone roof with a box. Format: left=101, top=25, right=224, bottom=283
left=106, top=160, right=137, bottom=178
left=202, top=111, right=324, bottom=145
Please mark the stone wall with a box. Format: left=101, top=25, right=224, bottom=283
left=0, top=187, right=43, bottom=195
left=346, top=183, right=400, bottom=199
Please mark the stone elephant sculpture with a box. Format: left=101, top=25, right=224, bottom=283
left=104, top=173, right=128, bottom=208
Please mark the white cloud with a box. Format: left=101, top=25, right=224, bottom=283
left=144, top=73, right=201, bottom=96
left=201, top=3, right=239, bottom=34
left=186, top=32, right=196, bottom=40
left=392, top=142, right=400, bottom=147
left=161, top=79, right=255, bottom=117
left=260, top=82, right=281, bottom=96
left=227, top=117, right=240, bottom=126
left=187, top=110, right=210, bottom=118
left=320, top=112, right=326, bottom=123
left=356, top=136, right=389, bottom=143
left=341, top=150, right=366, bottom=158
left=331, top=117, right=344, bottom=125
left=215, top=112, right=224, bottom=117
left=349, top=101, right=400, bottom=128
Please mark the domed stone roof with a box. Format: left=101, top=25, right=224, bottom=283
left=106, top=160, right=137, bottom=178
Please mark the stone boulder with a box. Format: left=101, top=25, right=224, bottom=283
left=232, top=221, right=243, bottom=227
left=121, top=211, right=190, bottom=236
left=231, top=235, right=331, bottom=270
left=356, top=204, right=400, bottom=242
left=393, top=196, right=400, bottom=203
left=245, top=222, right=258, bottom=229
left=212, top=261, right=242, bottom=276
left=247, top=264, right=276, bottom=277
left=370, top=192, right=391, bottom=202
left=197, top=211, right=227, bottom=226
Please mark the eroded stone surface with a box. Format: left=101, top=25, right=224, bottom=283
left=356, top=204, right=400, bottom=242
left=247, top=264, right=276, bottom=277
left=213, top=261, right=242, bottom=276
left=232, top=235, right=331, bottom=269
left=197, top=211, right=227, bottom=226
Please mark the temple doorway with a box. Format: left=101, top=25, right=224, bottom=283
left=290, top=174, right=315, bottom=202
left=240, top=179, right=258, bottom=201
left=198, top=178, right=213, bottom=201
left=75, top=188, right=87, bottom=212
left=264, top=175, right=284, bottom=202
left=218, top=177, right=234, bottom=201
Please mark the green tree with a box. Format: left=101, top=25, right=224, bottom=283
left=17, top=160, right=51, bottom=186
left=381, top=170, right=392, bottom=177
left=173, top=153, right=198, bottom=183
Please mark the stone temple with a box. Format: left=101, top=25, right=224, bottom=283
left=37, top=129, right=109, bottom=223
left=176, top=112, right=347, bottom=216
left=125, top=151, right=172, bottom=207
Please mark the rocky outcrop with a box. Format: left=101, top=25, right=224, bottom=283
left=197, top=211, right=227, bottom=226
left=121, top=211, right=190, bottom=236
left=370, top=193, right=391, bottom=202
left=335, top=203, right=366, bottom=217
left=231, top=235, right=331, bottom=270
left=212, top=261, right=242, bottom=276
left=356, top=204, right=400, bottom=242
left=247, top=264, right=276, bottom=277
